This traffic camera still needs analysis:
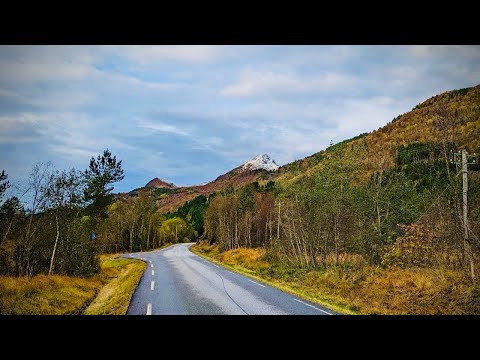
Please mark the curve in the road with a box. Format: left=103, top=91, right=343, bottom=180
left=124, top=243, right=336, bottom=315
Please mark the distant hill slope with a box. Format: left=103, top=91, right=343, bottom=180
left=276, top=84, right=480, bottom=187
left=120, top=84, right=480, bottom=212
left=120, top=155, right=278, bottom=213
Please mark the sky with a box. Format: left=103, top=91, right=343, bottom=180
left=1, top=45, right=480, bottom=193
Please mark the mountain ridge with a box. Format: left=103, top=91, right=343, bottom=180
left=120, top=84, right=480, bottom=213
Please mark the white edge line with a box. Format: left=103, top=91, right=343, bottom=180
left=247, top=279, right=266, bottom=288
left=294, top=299, right=332, bottom=315
left=150, top=281, right=155, bottom=290
left=152, top=270, right=154, bottom=276
left=146, top=303, right=152, bottom=315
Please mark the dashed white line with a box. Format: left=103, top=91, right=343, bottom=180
left=150, top=263, right=153, bottom=268
left=294, top=299, right=332, bottom=315
left=151, top=270, right=154, bottom=276
left=146, top=303, right=152, bottom=315
left=150, top=281, right=155, bottom=290
left=149, top=260, right=152, bottom=264
left=247, top=279, right=266, bottom=288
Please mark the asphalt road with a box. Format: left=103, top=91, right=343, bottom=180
left=124, top=243, right=335, bottom=315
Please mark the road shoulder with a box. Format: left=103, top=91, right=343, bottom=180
left=189, top=244, right=349, bottom=315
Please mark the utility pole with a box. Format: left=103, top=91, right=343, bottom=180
left=277, top=200, right=281, bottom=240
left=456, top=149, right=476, bottom=281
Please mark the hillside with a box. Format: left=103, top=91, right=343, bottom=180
left=276, top=84, right=480, bottom=187
left=192, top=84, right=480, bottom=314
left=118, top=85, right=480, bottom=214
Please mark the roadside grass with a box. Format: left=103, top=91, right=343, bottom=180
left=0, top=274, right=102, bottom=315
left=191, top=242, right=480, bottom=315
left=84, top=256, right=146, bottom=315
left=0, top=253, right=148, bottom=315
left=84, top=243, right=173, bottom=315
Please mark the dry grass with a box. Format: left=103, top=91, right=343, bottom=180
left=84, top=257, right=146, bottom=315
left=192, top=242, right=480, bottom=315
left=0, top=275, right=101, bottom=315
left=218, top=247, right=270, bottom=273
left=0, top=255, right=146, bottom=315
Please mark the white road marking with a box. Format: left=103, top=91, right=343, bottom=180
left=149, top=260, right=152, bottom=264
left=151, top=270, right=154, bottom=276
left=150, top=281, right=155, bottom=290
left=247, top=279, right=266, bottom=288
left=294, top=299, right=332, bottom=315
left=151, top=264, right=153, bottom=268
left=146, top=303, right=152, bottom=315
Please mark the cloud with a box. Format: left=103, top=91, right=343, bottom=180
left=1, top=45, right=480, bottom=192
left=220, top=69, right=356, bottom=98
left=407, top=45, right=480, bottom=59
left=137, top=120, right=190, bottom=136
left=105, top=45, right=222, bottom=64
left=0, top=45, right=97, bottom=84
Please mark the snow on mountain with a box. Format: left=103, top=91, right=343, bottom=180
left=242, top=154, right=279, bottom=172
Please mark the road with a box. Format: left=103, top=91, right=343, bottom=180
left=124, top=243, right=335, bottom=315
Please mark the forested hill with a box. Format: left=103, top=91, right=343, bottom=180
left=276, top=84, right=480, bottom=187
left=194, top=84, right=480, bottom=314
left=128, top=84, right=480, bottom=213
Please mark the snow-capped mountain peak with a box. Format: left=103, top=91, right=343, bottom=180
left=242, top=154, right=279, bottom=172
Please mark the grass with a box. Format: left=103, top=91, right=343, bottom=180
left=191, top=242, right=480, bottom=315
left=84, top=256, right=146, bottom=315
left=0, top=274, right=102, bottom=315
left=84, top=243, right=173, bottom=314
left=0, top=254, right=146, bottom=315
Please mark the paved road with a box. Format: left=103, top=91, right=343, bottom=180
left=124, top=243, right=335, bottom=315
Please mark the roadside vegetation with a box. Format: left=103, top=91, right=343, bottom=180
left=192, top=242, right=480, bottom=314
left=192, top=86, right=480, bottom=314
left=0, top=254, right=145, bottom=315
left=0, top=147, right=181, bottom=314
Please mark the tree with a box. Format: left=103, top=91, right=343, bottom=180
left=83, top=149, right=124, bottom=227
left=159, top=217, right=190, bottom=244
left=0, top=170, right=11, bottom=203
left=43, top=169, right=84, bottom=275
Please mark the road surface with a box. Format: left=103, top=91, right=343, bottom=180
left=124, top=243, right=335, bottom=315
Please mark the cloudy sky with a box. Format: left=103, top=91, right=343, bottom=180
left=1, top=45, right=479, bottom=192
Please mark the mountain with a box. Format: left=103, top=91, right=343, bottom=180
left=127, top=154, right=280, bottom=212
left=121, top=84, right=480, bottom=213
left=145, top=177, right=176, bottom=189
left=242, top=154, right=279, bottom=172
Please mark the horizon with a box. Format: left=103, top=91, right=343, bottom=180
left=1, top=45, right=480, bottom=194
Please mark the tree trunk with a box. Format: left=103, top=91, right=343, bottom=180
left=49, top=212, right=60, bottom=276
